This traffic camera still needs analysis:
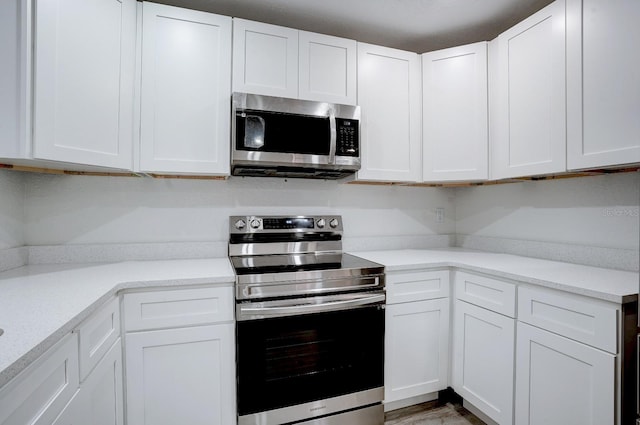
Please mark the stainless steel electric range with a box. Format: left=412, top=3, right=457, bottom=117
left=228, top=215, right=386, bottom=425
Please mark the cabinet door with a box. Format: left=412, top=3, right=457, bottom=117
left=0, top=334, right=79, bottom=425
left=515, top=322, right=615, bottom=425
left=33, top=0, right=136, bottom=169
left=385, top=298, right=449, bottom=403
left=83, top=340, right=123, bottom=425
left=0, top=0, right=30, bottom=159
left=139, top=3, right=232, bottom=175
left=491, top=0, right=566, bottom=179
left=357, top=43, right=422, bottom=182
left=422, top=42, right=488, bottom=182
left=232, top=19, right=298, bottom=98
left=51, top=391, right=89, bottom=425
left=299, top=31, right=357, bottom=105
left=566, top=0, right=640, bottom=169
left=452, top=301, right=515, bottom=425
left=125, top=324, right=235, bottom=425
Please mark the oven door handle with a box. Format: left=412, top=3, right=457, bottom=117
left=237, top=293, right=385, bottom=320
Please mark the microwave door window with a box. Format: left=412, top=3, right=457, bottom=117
left=244, top=115, right=265, bottom=149
left=236, top=110, right=331, bottom=155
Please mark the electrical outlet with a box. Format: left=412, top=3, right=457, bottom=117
left=435, top=207, right=444, bottom=223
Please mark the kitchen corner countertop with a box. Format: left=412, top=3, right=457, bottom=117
left=0, top=258, right=235, bottom=389
left=353, top=248, right=639, bottom=305
left=0, top=250, right=638, bottom=391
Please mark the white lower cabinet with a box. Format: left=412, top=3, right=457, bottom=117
left=385, top=298, right=449, bottom=404
left=0, top=334, right=79, bottom=425
left=452, top=300, right=515, bottom=425
left=125, top=324, right=235, bottom=425
left=53, top=340, right=123, bottom=425
left=515, top=322, right=615, bottom=425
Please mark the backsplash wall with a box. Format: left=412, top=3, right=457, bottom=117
left=455, top=172, right=640, bottom=270
left=0, top=169, right=24, bottom=250
left=23, top=173, right=455, bottom=255
left=0, top=170, right=637, bottom=270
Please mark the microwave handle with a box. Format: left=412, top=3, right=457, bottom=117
left=329, top=109, right=336, bottom=164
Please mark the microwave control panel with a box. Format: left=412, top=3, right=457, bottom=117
left=336, top=118, right=359, bottom=157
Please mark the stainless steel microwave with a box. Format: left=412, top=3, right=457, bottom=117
left=231, top=92, right=361, bottom=179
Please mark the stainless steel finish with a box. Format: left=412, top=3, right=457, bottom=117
left=295, top=404, right=384, bottom=425
left=233, top=92, right=360, bottom=121
left=229, top=215, right=343, bottom=234
left=231, top=93, right=361, bottom=178
left=328, top=109, right=337, bottom=164
left=237, top=273, right=384, bottom=300
left=229, top=241, right=341, bottom=257
left=237, top=292, right=385, bottom=320
left=237, top=387, right=383, bottom=425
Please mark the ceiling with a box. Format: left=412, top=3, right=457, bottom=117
left=151, top=0, right=555, bottom=53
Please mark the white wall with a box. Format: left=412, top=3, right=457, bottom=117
left=23, top=174, right=455, bottom=249
left=0, top=169, right=24, bottom=250
left=455, top=172, right=640, bottom=249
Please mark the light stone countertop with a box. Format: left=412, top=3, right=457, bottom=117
left=0, top=258, right=235, bottom=389
left=352, top=248, right=639, bottom=304
left=0, top=249, right=638, bottom=391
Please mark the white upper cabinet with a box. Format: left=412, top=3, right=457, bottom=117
left=298, top=31, right=357, bottom=105
left=232, top=19, right=299, bottom=98
left=0, top=0, right=30, bottom=159
left=566, top=0, right=640, bottom=170
left=232, top=19, right=357, bottom=104
left=490, top=0, right=566, bottom=179
left=422, top=42, right=488, bottom=182
left=357, top=43, right=422, bottom=182
left=139, top=3, right=232, bottom=175
left=33, top=0, right=136, bottom=169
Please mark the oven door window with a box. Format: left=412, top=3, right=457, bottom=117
left=236, top=305, right=384, bottom=416
left=235, top=110, right=331, bottom=155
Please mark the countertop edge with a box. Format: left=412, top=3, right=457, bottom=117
left=0, top=274, right=234, bottom=390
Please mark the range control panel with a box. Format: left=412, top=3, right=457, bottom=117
left=230, top=215, right=342, bottom=233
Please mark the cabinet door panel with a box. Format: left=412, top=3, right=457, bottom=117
left=299, top=31, right=356, bottom=105
left=82, top=340, right=123, bottom=425
left=385, top=298, right=449, bottom=403
left=566, top=0, right=640, bottom=169
left=515, top=322, right=615, bottom=425
left=0, top=334, right=79, bottom=425
left=139, top=3, right=231, bottom=174
left=491, top=0, right=566, bottom=179
left=422, top=42, right=488, bottom=182
left=357, top=43, right=422, bottom=182
left=33, top=0, right=135, bottom=169
left=125, top=324, right=235, bottom=425
left=453, top=301, right=514, bottom=424
left=232, top=19, right=298, bottom=98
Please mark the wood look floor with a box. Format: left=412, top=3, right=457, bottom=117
left=384, top=400, right=486, bottom=425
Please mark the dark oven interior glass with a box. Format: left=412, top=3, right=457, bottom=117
left=236, top=110, right=331, bottom=155
left=236, top=305, right=384, bottom=416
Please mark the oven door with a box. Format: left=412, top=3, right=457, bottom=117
left=236, top=293, right=385, bottom=425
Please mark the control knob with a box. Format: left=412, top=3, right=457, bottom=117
left=234, top=219, right=246, bottom=230
left=316, top=218, right=326, bottom=229
left=250, top=219, right=261, bottom=229
left=329, top=218, right=339, bottom=228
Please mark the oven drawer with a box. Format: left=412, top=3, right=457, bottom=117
left=124, top=286, right=234, bottom=332
left=295, top=403, right=383, bottom=425
left=386, top=269, right=449, bottom=304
